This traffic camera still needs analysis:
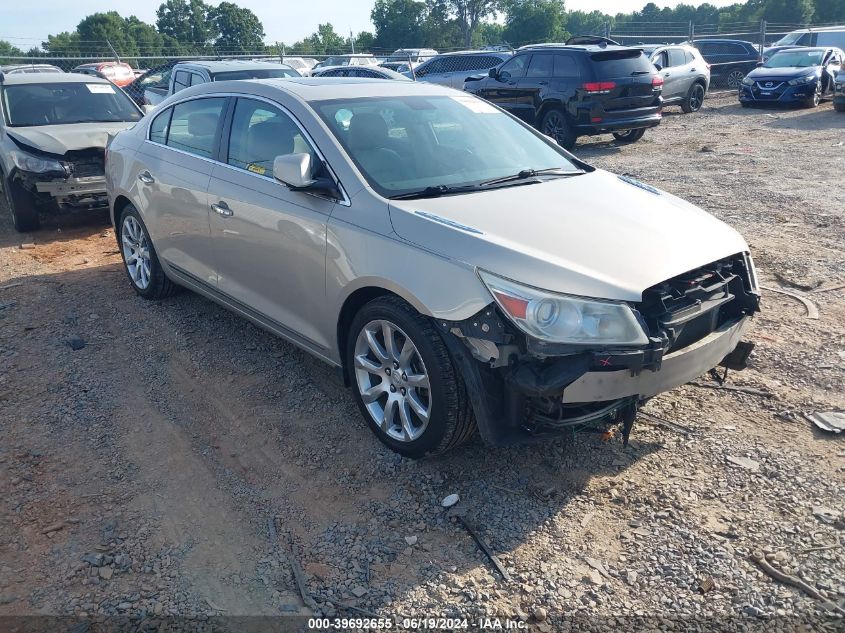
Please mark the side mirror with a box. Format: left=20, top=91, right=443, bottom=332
left=273, top=153, right=340, bottom=199
left=142, top=104, right=156, bottom=114
left=488, top=67, right=498, bottom=78
left=756, top=61, right=764, bottom=67
left=274, top=153, right=316, bottom=188
left=653, top=61, right=663, bottom=71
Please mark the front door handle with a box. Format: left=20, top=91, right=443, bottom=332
left=138, top=170, right=155, bottom=185
left=211, top=201, right=233, bottom=217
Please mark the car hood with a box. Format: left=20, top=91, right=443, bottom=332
left=5, top=122, right=136, bottom=156
left=388, top=170, right=749, bottom=302
left=749, top=66, right=819, bottom=80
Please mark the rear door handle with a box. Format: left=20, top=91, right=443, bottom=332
left=138, top=170, right=155, bottom=185
left=211, top=201, right=233, bottom=217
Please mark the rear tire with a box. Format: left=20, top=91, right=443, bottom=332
left=118, top=204, right=179, bottom=299
left=612, top=128, right=646, bottom=143
left=726, top=69, right=745, bottom=90
left=539, top=107, right=576, bottom=150
left=682, top=82, right=706, bottom=113
left=346, top=295, right=475, bottom=458
left=2, top=175, right=40, bottom=232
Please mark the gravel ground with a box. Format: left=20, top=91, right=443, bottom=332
left=0, top=92, right=843, bottom=631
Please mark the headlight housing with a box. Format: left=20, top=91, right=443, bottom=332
left=788, top=73, right=816, bottom=86
left=741, top=75, right=754, bottom=86
left=478, top=270, right=649, bottom=346
left=9, top=148, right=65, bottom=174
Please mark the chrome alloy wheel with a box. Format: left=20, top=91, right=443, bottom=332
left=353, top=319, right=431, bottom=443
left=121, top=215, right=151, bottom=289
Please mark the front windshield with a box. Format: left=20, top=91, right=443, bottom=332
left=314, top=95, right=580, bottom=198
left=213, top=68, right=299, bottom=80
left=319, top=57, right=351, bottom=67
left=774, top=33, right=803, bottom=46
left=764, top=50, right=824, bottom=68
left=1, top=82, right=142, bottom=127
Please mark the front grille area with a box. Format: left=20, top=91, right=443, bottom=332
left=751, top=81, right=787, bottom=99
left=637, top=254, right=759, bottom=353
left=65, top=149, right=105, bottom=178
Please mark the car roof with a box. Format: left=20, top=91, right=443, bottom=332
left=315, top=65, right=409, bottom=79
left=696, top=38, right=755, bottom=45
left=435, top=50, right=510, bottom=56
left=0, top=64, right=62, bottom=71
left=175, top=60, right=292, bottom=72
left=520, top=43, right=642, bottom=53
left=188, top=76, right=458, bottom=102
left=0, top=72, right=110, bottom=85
left=771, top=46, right=837, bottom=53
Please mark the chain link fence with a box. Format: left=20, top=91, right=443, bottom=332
left=1, top=20, right=840, bottom=96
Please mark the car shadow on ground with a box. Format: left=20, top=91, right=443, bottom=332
left=0, top=206, right=112, bottom=250
left=0, top=253, right=664, bottom=617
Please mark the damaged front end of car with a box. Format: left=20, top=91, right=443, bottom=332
left=437, top=253, right=761, bottom=446
left=7, top=138, right=109, bottom=212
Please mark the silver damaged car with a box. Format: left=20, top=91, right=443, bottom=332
left=105, top=78, right=761, bottom=457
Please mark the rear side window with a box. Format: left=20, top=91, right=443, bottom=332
left=817, top=31, right=845, bottom=47
left=526, top=54, right=553, bottom=77
left=553, top=54, right=580, bottom=78
left=149, top=108, right=172, bottom=144
left=590, top=50, right=653, bottom=76
left=165, top=97, right=226, bottom=159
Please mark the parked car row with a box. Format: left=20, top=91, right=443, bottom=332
left=739, top=46, right=844, bottom=108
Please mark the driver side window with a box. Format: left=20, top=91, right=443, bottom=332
left=227, top=99, right=315, bottom=178
left=497, top=55, right=529, bottom=80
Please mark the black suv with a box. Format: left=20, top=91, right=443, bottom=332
left=465, top=44, right=663, bottom=149
left=694, top=39, right=759, bottom=89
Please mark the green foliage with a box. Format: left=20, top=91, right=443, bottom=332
left=211, top=2, right=265, bottom=52
left=156, top=0, right=214, bottom=53
left=502, top=0, right=568, bottom=46
left=0, top=40, right=25, bottom=63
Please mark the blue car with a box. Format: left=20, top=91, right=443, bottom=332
left=739, top=47, right=844, bottom=108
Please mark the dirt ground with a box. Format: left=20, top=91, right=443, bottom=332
left=0, top=92, right=843, bottom=631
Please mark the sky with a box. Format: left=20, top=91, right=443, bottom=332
left=0, top=0, right=741, bottom=49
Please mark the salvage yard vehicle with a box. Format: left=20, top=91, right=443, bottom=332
left=412, top=50, right=513, bottom=88
left=693, top=39, right=758, bottom=89
left=834, top=69, right=845, bottom=111
left=465, top=43, right=664, bottom=148
left=72, top=61, right=136, bottom=87
left=105, top=78, right=760, bottom=458
left=0, top=72, right=143, bottom=231
left=313, top=55, right=380, bottom=70
left=154, top=60, right=301, bottom=105
left=739, top=47, right=843, bottom=108
left=0, top=63, right=65, bottom=75
left=640, top=43, right=710, bottom=113
left=311, top=65, right=411, bottom=81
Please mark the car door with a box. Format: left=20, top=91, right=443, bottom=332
left=655, top=48, right=686, bottom=100
left=479, top=54, right=529, bottom=112
left=205, top=97, right=336, bottom=349
left=823, top=50, right=843, bottom=93
left=135, top=96, right=228, bottom=285
left=513, top=53, right=554, bottom=124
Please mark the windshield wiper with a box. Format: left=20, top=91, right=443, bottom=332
left=389, top=184, right=485, bottom=200
left=481, top=167, right=585, bottom=186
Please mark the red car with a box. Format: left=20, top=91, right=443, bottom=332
left=72, top=62, right=135, bottom=87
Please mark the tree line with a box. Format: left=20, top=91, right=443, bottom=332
left=1, top=0, right=844, bottom=63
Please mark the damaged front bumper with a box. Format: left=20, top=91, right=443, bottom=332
left=438, top=254, right=760, bottom=446
left=33, top=175, right=109, bottom=208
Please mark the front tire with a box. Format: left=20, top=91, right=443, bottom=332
left=346, top=296, right=475, bottom=458
left=612, top=128, right=646, bottom=143
left=682, top=82, right=706, bottom=113
left=3, top=175, right=40, bottom=232
left=539, top=107, right=576, bottom=150
left=805, top=83, right=821, bottom=108
left=118, top=204, right=178, bottom=299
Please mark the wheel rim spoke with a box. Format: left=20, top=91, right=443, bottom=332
left=353, top=318, right=432, bottom=443
left=365, top=328, right=389, bottom=364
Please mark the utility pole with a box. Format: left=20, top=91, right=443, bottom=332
left=350, top=29, right=355, bottom=54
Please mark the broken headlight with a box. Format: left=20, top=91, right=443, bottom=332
left=478, top=270, right=648, bottom=346
left=9, top=148, right=65, bottom=174
left=741, top=76, right=754, bottom=86
left=788, top=73, right=816, bottom=86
